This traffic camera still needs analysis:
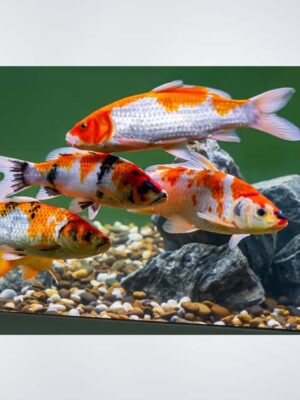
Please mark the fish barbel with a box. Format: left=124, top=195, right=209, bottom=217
left=0, top=197, right=111, bottom=259
left=66, top=80, right=300, bottom=159
left=130, top=153, right=288, bottom=248
left=0, top=148, right=167, bottom=220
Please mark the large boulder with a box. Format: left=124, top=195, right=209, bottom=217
left=122, top=242, right=265, bottom=309
left=272, top=234, right=300, bottom=305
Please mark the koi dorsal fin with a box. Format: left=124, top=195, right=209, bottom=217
left=152, top=80, right=185, bottom=92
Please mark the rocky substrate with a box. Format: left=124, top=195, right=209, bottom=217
left=0, top=221, right=299, bottom=331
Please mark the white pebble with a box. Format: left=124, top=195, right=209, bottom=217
left=239, top=310, right=249, bottom=316
left=115, top=245, right=126, bottom=252
left=70, top=294, right=81, bottom=302
left=128, top=233, right=143, bottom=242
left=167, top=299, right=178, bottom=308
left=267, top=319, right=281, bottom=329
left=0, top=289, right=17, bottom=299
left=48, top=304, right=66, bottom=312
left=150, top=301, right=160, bottom=308
left=142, top=250, right=151, bottom=260
left=68, top=308, right=80, bottom=317
left=97, top=272, right=116, bottom=282
left=95, top=304, right=108, bottom=313
left=13, top=295, right=24, bottom=302
left=140, top=226, right=153, bottom=236
left=98, top=287, right=108, bottom=294
left=114, top=221, right=129, bottom=231
left=272, top=308, right=281, bottom=316
left=47, top=294, right=61, bottom=303
left=129, top=315, right=139, bottom=320
left=214, top=321, right=226, bottom=326
left=111, top=288, right=123, bottom=299
left=129, top=226, right=138, bottom=233
left=179, top=297, right=191, bottom=305
left=123, top=302, right=133, bottom=312
left=144, top=314, right=151, bottom=320
left=90, top=280, right=100, bottom=287
left=24, top=290, right=35, bottom=298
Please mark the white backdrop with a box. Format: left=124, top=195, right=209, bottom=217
left=0, top=0, right=300, bottom=399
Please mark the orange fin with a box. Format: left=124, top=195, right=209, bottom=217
left=22, top=266, right=38, bottom=280
left=0, top=259, right=15, bottom=277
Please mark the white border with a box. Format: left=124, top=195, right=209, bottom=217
left=0, top=1, right=300, bottom=399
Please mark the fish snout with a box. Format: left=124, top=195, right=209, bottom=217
left=151, top=189, right=168, bottom=205
left=275, top=210, right=288, bottom=228
left=66, top=131, right=80, bottom=146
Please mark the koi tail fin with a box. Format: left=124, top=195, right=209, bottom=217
left=0, top=156, right=33, bottom=197
left=250, top=88, right=300, bottom=141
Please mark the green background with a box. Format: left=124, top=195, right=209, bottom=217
left=1, top=67, right=299, bottom=225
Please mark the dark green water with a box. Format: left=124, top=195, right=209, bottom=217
left=0, top=67, right=299, bottom=224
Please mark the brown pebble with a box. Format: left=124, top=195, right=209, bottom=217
left=202, top=300, right=215, bottom=308
left=32, top=291, right=47, bottom=302
left=162, top=311, right=177, bottom=320
left=128, top=307, right=144, bottom=317
left=181, top=301, right=199, bottom=313
left=246, top=304, right=263, bottom=317
left=184, top=312, right=196, bottom=321
left=133, top=291, right=147, bottom=300
left=249, top=317, right=265, bottom=327
left=265, top=297, right=278, bottom=309
left=211, top=304, right=230, bottom=319
left=198, top=303, right=211, bottom=317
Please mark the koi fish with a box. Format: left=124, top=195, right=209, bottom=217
left=66, top=80, right=300, bottom=161
left=0, top=251, right=63, bottom=281
left=0, top=197, right=110, bottom=259
left=130, top=154, right=288, bottom=248
left=0, top=148, right=167, bottom=220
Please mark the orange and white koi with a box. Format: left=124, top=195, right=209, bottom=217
left=0, top=148, right=167, bottom=220
left=0, top=251, right=63, bottom=281
left=66, top=80, right=300, bottom=160
left=131, top=154, right=288, bottom=248
left=0, top=197, right=110, bottom=259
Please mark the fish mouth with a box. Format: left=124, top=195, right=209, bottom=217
left=66, top=131, right=79, bottom=146
left=97, top=241, right=111, bottom=253
left=151, top=190, right=168, bottom=205
left=276, top=218, right=288, bottom=228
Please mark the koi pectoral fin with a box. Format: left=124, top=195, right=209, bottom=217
left=162, top=217, right=199, bottom=234
left=196, top=211, right=234, bottom=228
left=211, top=130, right=241, bottom=143
left=229, top=234, right=250, bottom=249
left=69, top=198, right=93, bottom=213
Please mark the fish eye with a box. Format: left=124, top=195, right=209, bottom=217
left=257, top=208, right=266, bottom=217
left=80, top=122, right=87, bottom=130
left=83, top=230, right=93, bottom=241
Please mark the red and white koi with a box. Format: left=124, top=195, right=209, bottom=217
left=66, top=80, right=300, bottom=160
left=0, top=148, right=167, bottom=220
left=131, top=154, right=288, bottom=248
left=0, top=197, right=110, bottom=260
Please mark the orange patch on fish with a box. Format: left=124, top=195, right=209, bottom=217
left=212, top=95, right=247, bottom=116
left=202, top=171, right=225, bottom=217
left=161, top=166, right=187, bottom=186
left=79, top=154, right=98, bottom=183
left=35, top=155, right=75, bottom=176
left=231, top=177, right=268, bottom=207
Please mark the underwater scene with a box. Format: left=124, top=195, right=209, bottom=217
left=0, top=67, right=300, bottom=331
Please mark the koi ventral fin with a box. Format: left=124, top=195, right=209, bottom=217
left=229, top=234, right=250, bottom=249
left=22, top=265, right=38, bottom=281
left=69, top=198, right=101, bottom=220
left=36, top=186, right=61, bottom=200
left=250, top=88, right=300, bottom=141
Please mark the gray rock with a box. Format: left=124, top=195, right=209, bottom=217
left=122, top=243, right=265, bottom=308
left=272, top=234, right=300, bottom=305
left=188, top=139, right=243, bottom=178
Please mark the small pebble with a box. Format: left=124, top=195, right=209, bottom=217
left=68, top=308, right=80, bottom=317
left=0, top=289, right=17, bottom=299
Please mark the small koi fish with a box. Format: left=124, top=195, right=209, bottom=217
left=0, top=148, right=167, bottom=220
left=66, top=80, right=300, bottom=161
left=130, top=153, right=288, bottom=248
left=0, top=197, right=111, bottom=260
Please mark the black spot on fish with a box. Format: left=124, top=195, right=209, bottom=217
left=131, top=170, right=141, bottom=177
left=31, top=213, right=36, bottom=219
left=234, top=202, right=242, bottom=216
left=97, top=155, right=119, bottom=186
left=128, top=190, right=134, bottom=204
left=138, top=179, right=160, bottom=195
left=47, top=163, right=58, bottom=185
left=96, top=190, right=104, bottom=199
left=10, top=161, right=29, bottom=191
